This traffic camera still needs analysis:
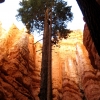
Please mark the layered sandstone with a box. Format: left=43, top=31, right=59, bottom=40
left=0, top=24, right=39, bottom=100
left=0, top=26, right=84, bottom=100
left=0, top=23, right=100, bottom=100
left=76, top=43, right=100, bottom=100
left=62, top=57, right=82, bottom=100
left=52, top=30, right=83, bottom=100
left=82, top=23, right=100, bottom=99
left=83, top=24, right=100, bottom=69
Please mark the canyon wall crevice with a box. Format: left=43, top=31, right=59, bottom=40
left=0, top=23, right=100, bottom=100
left=83, top=23, right=100, bottom=69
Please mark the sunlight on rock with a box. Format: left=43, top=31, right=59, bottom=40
left=0, top=22, right=100, bottom=100
left=76, top=43, right=100, bottom=100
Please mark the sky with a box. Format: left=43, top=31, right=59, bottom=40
left=0, top=0, right=25, bottom=30
left=0, top=0, right=85, bottom=31
left=66, top=0, right=85, bottom=30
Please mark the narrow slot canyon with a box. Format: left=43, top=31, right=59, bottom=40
left=0, top=21, right=100, bottom=100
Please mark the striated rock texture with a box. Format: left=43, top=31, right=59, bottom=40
left=62, top=57, right=82, bottom=100
left=52, top=30, right=83, bottom=100
left=76, top=43, right=100, bottom=100
left=0, top=26, right=84, bottom=100
left=52, top=46, right=62, bottom=100
left=0, top=24, right=39, bottom=100
left=0, top=23, right=100, bottom=100
left=83, top=23, right=100, bottom=69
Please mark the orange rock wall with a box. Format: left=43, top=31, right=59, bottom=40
left=62, top=57, right=82, bottom=100
left=52, top=30, right=83, bottom=100
left=0, top=23, right=100, bottom=100
left=76, top=43, right=100, bottom=100
left=0, top=24, right=39, bottom=100
left=83, top=24, right=100, bottom=69
left=52, top=46, right=62, bottom=100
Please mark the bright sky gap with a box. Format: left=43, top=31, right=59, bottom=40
left=0, top=0, right=85, bottom=32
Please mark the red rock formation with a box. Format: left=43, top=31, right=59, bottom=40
left=83, top=23, right=100, bottom=69
left=1, top=23, right=100, bottom=100
left=76, top=43, right=100, bottom=100
left=0, top=24, right=37, bottom=100
left=52, top=30, right=83, bottom=100
left=34, top=42, right=42, bottom=100
left=62, top=57, right=82, bottom=100
left=52, top=46, right=62, bottom=100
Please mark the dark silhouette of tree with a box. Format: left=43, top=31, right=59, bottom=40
left=76, top=0, right=100, bottom=56
left=16, top=0, right=73, bottom=39
left=38, top=8, right=51, bottom=100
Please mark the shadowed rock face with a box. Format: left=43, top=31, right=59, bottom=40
left=0, top=23, right=100, bottom=100
left=83, top=23, right=100, bottom=69
left=76, top=43, right=100, bottom=100
left=96, top=0, right=100, bottom=5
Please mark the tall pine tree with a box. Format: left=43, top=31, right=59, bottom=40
left=16, top=0, right=73, bottom=99
left=16, top=0, right=73, bottom=39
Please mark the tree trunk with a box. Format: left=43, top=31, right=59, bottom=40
left=39, top=8, right=49, bottom=100
left=47, top=9, right=52, bottom=100
left=76, top=0, right=100, bottom=56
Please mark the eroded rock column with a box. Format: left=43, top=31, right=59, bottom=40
left=62, top=57, right=82, bottom=100
left=52, top=46, right=62, bottom=100
left=0, top=25, right=36, bottom=100
left=76, top=43, right=100, bottom=100
left=83, top=23, right=100, bottom=69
